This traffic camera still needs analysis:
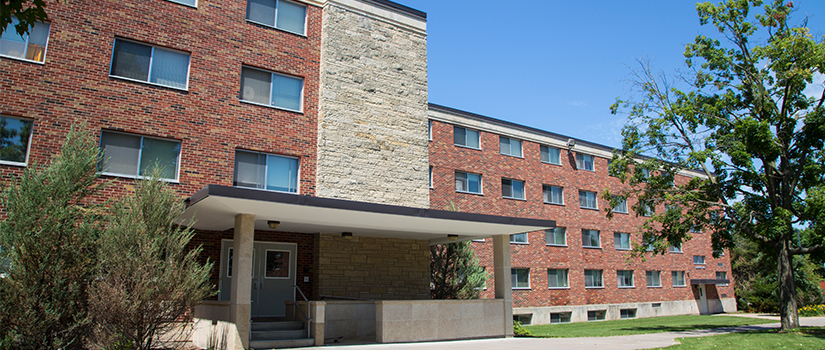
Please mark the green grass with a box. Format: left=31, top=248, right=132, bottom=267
left=524, top=315, right=776, bottom=338
left=662, top=327, right=825, bottom=349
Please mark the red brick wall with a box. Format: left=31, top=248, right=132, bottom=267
left=429, top=119, right=735, bottom=308
left=0, top=0, right=322, bottom=199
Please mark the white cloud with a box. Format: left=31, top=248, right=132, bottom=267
left=802, top=72, right=824, bottom=100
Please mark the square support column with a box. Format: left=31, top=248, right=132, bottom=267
left=230, top=213, right=255, bottom=349
left=492, top=234, right=513, bottom=337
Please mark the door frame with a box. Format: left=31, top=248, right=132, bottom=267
left=218, top=239, right=298, bottom=317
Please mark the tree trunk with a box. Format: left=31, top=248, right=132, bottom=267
left=777, top=238, right=799, bottom=331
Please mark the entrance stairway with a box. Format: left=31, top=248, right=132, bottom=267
left=249, top=320, right=314, bottom=349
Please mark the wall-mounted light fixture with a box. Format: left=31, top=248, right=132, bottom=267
left=342, top=232, right=353, bottom=240
left=267, top=220, right=280, bottom=229
left=567, top=138, right=577, bottom=149
left=448, top=234, right=458, bottom=241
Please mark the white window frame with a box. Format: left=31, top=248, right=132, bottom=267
left=99, top=130, right=182, bottom=181
left=510, top=233, right=528, bottom=244
left=693, top=255, right=706, bottom=265
left=428, top=166, right=433, bottom=189
left=540, top=145, right=561, bottom=165
left=576, top=153, right=595, bottom=171
left=499, top=136, right=523, bottom=157
left=582, top=229, right=601, bottom=248
left=716, top=271, right=728, bottom=286
left=240, top=66, right=304, bottom=112
left=543, top=185, right=564, bottom=205
left=617, top=270, right=634, bottom=288
left=501, top=178, right=525, bottom=200
left=547, top=269, right=569, bottom=289
left=545, top=227, right=567, bottom=246
left=428, top=120, right=432, bottom=141
left=672, top=271, right=686, bottom=287
left=165, top=0, right=197, bottom=7
left=0, top=115, right=34, bottom=166
left=614, top=232, right=631, bottom=250
left=511, top=268, right=530, bottom=289
left=613, top=197, right=628, bottom=214
left=246, top=0, right=308, bottom=36
left=233, top=149, right=300, bottom=193
left=669, top=244, right=683, bottom=253
left=584, top=269, right=603, bottom=288
left=646, top=270, right=662, bottom=287
left=455, top=171, right=482, bottom=195
left=109, top=38, right=191, bottom=91
left=579, top=190, right=598, bottom=209
left=453, top=126, right=481, bottom=149
left=0, top=18, right=50, bottom=64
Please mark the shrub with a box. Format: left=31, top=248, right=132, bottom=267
left=513, top=321, right=532, bottom=337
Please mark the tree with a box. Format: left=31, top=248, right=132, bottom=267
left=430, top=202, right=488, bottom=299
left=88, top=168, right=213, bottom=350
left=0, top=124, right=104, bottom=349
left=608, top=0, right=825, bottom=331
left=1, top=0, right=53, bottom=37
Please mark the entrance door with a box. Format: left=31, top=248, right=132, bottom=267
left=218, top=240, right=297, bottom=317
left=698, top=284, right=708, bottom=314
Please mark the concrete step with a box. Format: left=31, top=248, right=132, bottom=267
left=251, top=329, right=309, bottom=340
left=251, top=321, right=304, bottom=331
left=248, top=337, right=314, bottom=349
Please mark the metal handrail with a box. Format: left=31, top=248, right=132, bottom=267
left=293, top=284, right=311, bottom=339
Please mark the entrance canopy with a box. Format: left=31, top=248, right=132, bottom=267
left=180, top=185, right=555, bottom=244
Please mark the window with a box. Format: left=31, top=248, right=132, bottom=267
left=617, top=270, right=634, bottom=287
left=614, top=232, right=631, bottom=250
left=587, top=310, right=606, bottom=321
left=511, top=268, right=530, bottom=289
left=0, top=116, right=33, bottom=165
left=640, top=202, right=654, bottom=217
left=513, top=314, right=532, bottom=325
left=428, top=120, right=432, bottom=141
left=167, top=0, right=196, bottom=6
left=613, top=197, right=628, bottom=213
left=454, top=126, right=480, bottom=149
left=584, top=269, right=603, bottom=288
left=582, top=229, right=600, bottom=248
left=110, top=38, right=190, bottom=90
left=545, top=227, right=566, bottom=246
left=672, top=271, right=686, bottom=287
left=540, top=145, right=561, bottom=165
left=428, top=166, right=433, bottom=188
left=646, top=270, right=662, bottom=287
left=693, top=255, right=706, bottom=265
left=510, top=233, right=528, bottom=244
left=641, top=168, right=651, bottom=179
left=690, top=225, right=703, bottom=233
left=579, top=190, right=598, bottom=209
left=240, top=66, right=303, bottom=111
left=502, top=178, right=525, bottom=199
left=550, top=312, right=571, bottom=324
left=99, top=131, right=181, bottom=180
left=716, top=271, right=728, bottom=286
left=620, top=309, right=637, bottom=319
left=669, top=244, right=683, bottom=253
left=0, top=17, right=50, bottom=63
left=547, top=269, right=569, bottom=288
left=455, top=171, right=482, bottom=194
left=576, top=153, right=594, bottom=171
left=499, top=136, right=522, bottom=157
left=234, top=150, right=299, bottom=193
left=246, top=0, right=307, bottom=35
left=543, top=185, right=564, bottom=205
left=644, top=237, right=655, bottom=252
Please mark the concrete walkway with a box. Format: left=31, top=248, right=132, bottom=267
left=308, top=315, right=825, bottom=350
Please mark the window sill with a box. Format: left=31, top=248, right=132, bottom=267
left=456, top=190, right=483, bottom=196
left=0, top=54, right=46, bottom=65
left=673, top=285, right=688, bottom=288
left=512, top=287, right=531, bottom=290
left=544, top=202, right=565, bottom=206
left=577, top=168, right=595, bottom=172
left=580, top=207, right=600, bottom=211
left=510, top=242, right=529, bottom=245
left=583, top=246, right=602, bottom=249
left=541, top=161, right=563, bottom=166
left=647, top=285, right=662, bottom=288
left=585, top=286, right=604, bottom=289
left=109, top=75, right=189, bottom=92
left=613, top=211, right=629, bottom=215
left=239, top=99, right=303, bottom=114
left=548, top=287, right=570, bottom=290
left=670, top=251, right=683, bottom=254
left=454, top=144, right=482, bottom=151
left=233, top=185, right=299, bottom=195
left=503, top=196, right=526, bottom=201
left=546, top=244, right=567, bottom=247
left=246, top=19, right=308, bottom=38
left=101, top=172, right=180, bottom=184
left=0, top=160, right=28, bottom=167
left=163, top=0, right=197, bottom=8
left=618, top=286, right=635, bottom=289
left=501, top=153, right=524, bottom=159
left=615, top=248, right=631, bottom=251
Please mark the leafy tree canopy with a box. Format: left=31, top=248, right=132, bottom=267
left=1, top=0, right=52, bottom=37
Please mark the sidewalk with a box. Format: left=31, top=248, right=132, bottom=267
left=306, top=315, right=825, bottom=350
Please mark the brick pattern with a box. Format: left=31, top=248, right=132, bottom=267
left=429, top=120, right=734, bottom=308
left=315, top=234, right=430, bottom=300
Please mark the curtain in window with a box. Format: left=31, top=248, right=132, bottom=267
left=550, top=186, right=563, bottom=203
left=24, top=22, right=49, bottom=62
left=265, top=154, right=298, bottom=192
left=241, top=67, right=272, bottom=105
left=271, top=74, right=302, bottom=110
left=139, top=137, right=180, bottom=179
left=234, top=151, right=266, bottom=189
left=100, top=132, right=141, bottom=176
left=276, top=0, right=306, bottom=34
left=112, top=40, right=151, bottom=81
left=150, top=48, right=189, bottom=89
left=247, top=0, right=277, bottom=26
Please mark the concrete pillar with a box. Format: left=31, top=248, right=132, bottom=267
left=230, top=213, right=255, bottom=349
left=492, top=234, right=513, bottom=337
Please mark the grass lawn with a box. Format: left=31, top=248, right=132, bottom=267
left=663, top=327, right=825, bottom=349
left=523, top=315, right=776, bottom=338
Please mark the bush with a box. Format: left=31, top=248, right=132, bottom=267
left=513, top=321, right=532, bottom=337
left=799, top=304, right=825, bottom=317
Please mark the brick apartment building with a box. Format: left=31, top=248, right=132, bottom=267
left=1, top=0, right=732, bottom=347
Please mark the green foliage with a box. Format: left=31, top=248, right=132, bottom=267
left=513, top=321, right=532, bottom=337
left=430, top=240, right=488, bottom=299
left=88, top=168, right=213, bottom=350
left=1, top=0, right=53, bottom=37
left=0, top=124, right=104, bottom=349
left=799, top=304, right=825, bottom=317
left=608, top=0, right=825, bottom=330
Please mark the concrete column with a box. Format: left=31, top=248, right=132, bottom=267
left=230, top=213, right=255, bottom=349
left=492, top=234, right=513, bottom=337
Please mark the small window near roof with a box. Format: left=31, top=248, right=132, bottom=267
left=0, top=116, right=33, bottom=165
left=247, top=0, right=307, bottom=35
left=499, top=136, right=522, bottom=157
left=99, top=131, right=181, bottom=180
left=0, top=17, right=50, bottom=63
left=576, top=153, right=594, bottom=171
left=110, top=38, right=190, bottom=90
left=234, top=150, right=299, bottom=193
left=541, top=145, right=561, bottom=165
left=455, top=171, right=482, bottom=194
left=454, top=126, right=480, bottom=149
left=240, top=66, right=303, bottom=111
left=502, top=178, right=525, bottom=200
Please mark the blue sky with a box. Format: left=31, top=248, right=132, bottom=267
left=399, top=0, right=825, bottom=148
